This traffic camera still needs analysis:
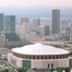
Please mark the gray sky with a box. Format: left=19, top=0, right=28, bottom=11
left=0, top=0, right=72, bottom=8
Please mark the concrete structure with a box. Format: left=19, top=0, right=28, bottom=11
left=0, top=13, right=4, bottom=32
left=52, top=9, right=60, bottom=34
left=8, top=43, right=69, bottom=71
left=5, top=15, right=15, bottom=33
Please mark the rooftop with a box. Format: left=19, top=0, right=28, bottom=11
left=12, top=43, right=69, bottom=55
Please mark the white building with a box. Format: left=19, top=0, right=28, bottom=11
left=8, top=43, right=69, bottom=71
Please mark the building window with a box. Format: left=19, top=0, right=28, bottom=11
left=53, top=56, right=55, bottom=59
left=51, top=64, right=54, bottom=69
left=37, top=56, right=39, bottom=59
left=69, top=59, right=72, bottom=68
left=48, top=64, right=50, bottom=69
left=41, top=56, right=43, bottom=59
left=60, top=55, right=62, bottom=58
left=43, top=56, right=45, bottom=59
left=22, top=60, right=31, bottom=70
left=33, top=56, right=35, bottom=59
left=48, top=64, right=54, bottom=69
left=45, top=56, right=47, bottom=59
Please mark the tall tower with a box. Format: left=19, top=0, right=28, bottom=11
left=0, top=13, right=4, bottom=32
left=5, top=15, right=15, bottom=33
left=52, top=9, right=60, bottom=34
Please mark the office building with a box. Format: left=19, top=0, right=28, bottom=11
left=5, top=15, right=15, bottom=33
left=20, top=17, right=29, bottom=24
left=31, top=18, right=40, bottom=30
left=20, top=23, right=30, bottom=39
left=65, top=27, right=70, bottom=41
left=70, top=22, right=72, bottom=41
left=44, top=26, right=50, bottom=36
left=0, top=33, right=5, bottom=47
left=0, top=13, right=4, bottom=32
left=37, top=26, right=45, bottom=40
left=52, top=9, right=60, bottom=34
left=20, top=17, right=30, bottom=40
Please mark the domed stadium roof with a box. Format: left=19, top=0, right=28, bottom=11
left=12, top=43, right=69, bottom=55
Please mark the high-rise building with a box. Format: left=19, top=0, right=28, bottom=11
left=65, top=27, right=70, bottom=41
left=31, top=17, right=40, bottom=30
left=0, top=13, right=4, bottom=32
left=37, top=26, right=50, bottom=40
left=52, top=9, right=60, bottom=34
left=20, top=17, right=29, bottom=24
left=70, top=23, right=72, bottom=41
left=44, top=26, right=50, bottom=36
left=5, top=15, right=15, bottom=33
left=33, top=18, right=40, bottom=26
left=20, top=17, right=30, bottom=40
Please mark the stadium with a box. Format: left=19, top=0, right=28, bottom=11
left=7, top=43, right=69, bottom=71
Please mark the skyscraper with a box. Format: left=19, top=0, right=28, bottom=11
left=0, top=13, right=4, bottom=32
left=52, top=9, right=60, bottom=34
left=31, top=17, right=40, bottom=30
left=5, top=15, right=15, bottom=33
left=44, top=26, right=50, bottom=36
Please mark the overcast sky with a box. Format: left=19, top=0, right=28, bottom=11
left=0, top=0, right=72, bottom=18
left=0, top=0, right=72, bottom=8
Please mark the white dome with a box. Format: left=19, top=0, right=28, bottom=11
left=12, top=43, right=69, bottom=55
